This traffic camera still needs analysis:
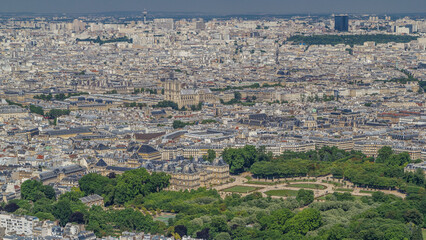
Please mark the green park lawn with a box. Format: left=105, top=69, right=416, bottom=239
left=335, top=188, right=354, bottom=192
left=154, top=214, right=176, bottom=225
left=244, top=179, right=317, bottom=186
left=245, top=180, right=281, bottom=185
left=286, top=183, right=327, bottom=190
left=265, top=189, right=299, bottom=197
left=222, top=185, right=260, bottom=193
left=322, top=180, right=343, bottom=187
left=359, top=190, right=377, bottom=194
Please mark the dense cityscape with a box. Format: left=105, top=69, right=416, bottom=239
left=0, top=9, right=424, bottom=240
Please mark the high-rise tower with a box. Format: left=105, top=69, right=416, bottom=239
left=334, top=15, right=349, bottom=32
left=275, top=41, right=280, bottom=65
left=143, top=9, right=148, bottom=24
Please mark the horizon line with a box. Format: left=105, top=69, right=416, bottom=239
left=0, top=11, right=425, bottom=16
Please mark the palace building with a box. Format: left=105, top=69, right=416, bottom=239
left=90, top=155, right=230, bottom=191
left=141, top=156, right=230, bottom=190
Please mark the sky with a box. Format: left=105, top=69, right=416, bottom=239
left=0, top=0, right=425, bottom=14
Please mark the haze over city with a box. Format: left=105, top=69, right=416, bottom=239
left=1, top=0, right=426, bottom=14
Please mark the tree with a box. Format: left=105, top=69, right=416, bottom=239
left=271, top=208, right=294, bottom=230
left=222, top=148, right=245, bottom=174
left=21, top=180, right=56, bottom=201
left=234, top=91, right=242, bottom=101
left=153, top=100, right=179, bottom=110
left=55, top=93, right=66, bottom=101
left=372, top=191, right=389, bottom=202
left=69, top=211, right=85, bottom=224
left=174, top=225, right=187, bottom=238
left=203, top=149, right=216, bottom=163
left=173, top=120, right=188, bottom=129
left=47, top=109, right=70, bottom=119
left=113, top=169, right=149, bottom=204
left=210, top=216, right=229, bottom=236
left=383, top=224, right=411, bottom=240
left=78, top=173, right=113, bottom=196
left=29, top=105, right=44, bottom=115
left=43, top=185, right=56, bottom=200
left=296, top=189, right=314, bottom=206
left=376, top=146, right=393, bottom=163
left=214, top=232, right=231, bottom=240
left=113, top=168, right=170, bottom=204
left=260, top=208, right=295, bottom=232
left=35, top=212, right=56, bottom=221
left=190, top=102, right=203, bottom=111
left=412, top=168, right=425, bottom=186
left=287, top=34, right=417, bottom=46
left=4, top=203, right=19, bottom=213
left=388, top=152, right=410, bottom=166
left=283, top=208, right=322, bottom=235
left=196, top=228, right=210, bottom=239
left=53, top=200, right=73, bottom=226
left=403, top=209, right=423, bottom=225
left=21, top=180, right=43, bottom=201
left=59, top=190, right=84, bottom=202
left=408, top=223, right=423, bottom=240
left=332, top=192, right=355, bottom=201
left=331, top=167, right=344, bottom=178
left=324, top=224, right=349, bottom=240
left=222, top=145, right=260, bottom=174
left=148, top=172, right=171, bottom=193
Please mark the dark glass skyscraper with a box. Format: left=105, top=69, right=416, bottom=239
left=334, top=15, right=349, bottom=32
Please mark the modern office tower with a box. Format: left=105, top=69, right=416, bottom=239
left=394, top=26, right=410, bottom=34
left=275, top=42, right=280, bottom=65
left=154, top=18, right=174, bottom=30
left=72, top=19, right=85, bottom=32
left=195, top=19, right=205, bottom=30
left=334, top=15, right=349, bottom=32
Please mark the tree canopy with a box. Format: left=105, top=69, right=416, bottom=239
left=79, top=169, right=170, bottom=206
left=287, top=34, right=417, bottom=46
left=222, top=145, right=421, bottom=191
left=13, top=146, right=426, bottom=239
left=21, top=180, right=56, bottom=201
left=222, top=145, right=271, bottom=174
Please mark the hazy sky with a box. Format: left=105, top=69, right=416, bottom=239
left=1, top=0, right=425, bottom=14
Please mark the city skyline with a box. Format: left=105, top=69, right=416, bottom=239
left=0, top=1, right=424, bottom=239
left=1, top=0, right=426, bottom=15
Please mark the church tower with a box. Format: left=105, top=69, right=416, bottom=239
left=164, top=72, right=181, bottom=104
